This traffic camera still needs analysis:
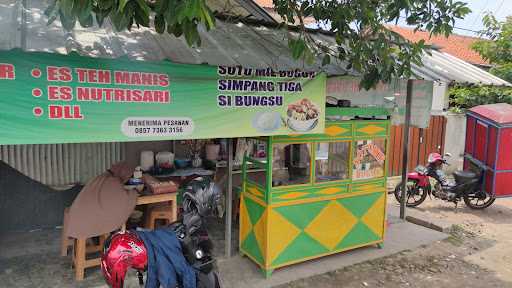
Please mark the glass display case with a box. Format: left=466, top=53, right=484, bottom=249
left=239, top=115, right=390, bottom=277
left=272, top=143, right=311, bottom=187
left=315, top=141, right=350, bottom=182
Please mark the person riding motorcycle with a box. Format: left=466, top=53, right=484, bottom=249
left=427, top=153, right=448, bottom=184
left=427, top=153, right=456, bottom=199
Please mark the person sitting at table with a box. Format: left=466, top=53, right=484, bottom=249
left=65, top=162, right=138, bottom=240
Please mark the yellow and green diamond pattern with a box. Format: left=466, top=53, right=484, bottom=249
left=240, top=192, right=386, bottom=270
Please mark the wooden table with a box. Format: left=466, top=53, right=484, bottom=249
left=136, top=192, right=178, bottom=224
left=152, top=168, right=214, bottom=187
left=137, top=192, right=177, bottom=205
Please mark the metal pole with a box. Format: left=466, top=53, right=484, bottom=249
left=224, top=138, right=233, bottom=257
left=400, top=80, right=413, bottom=219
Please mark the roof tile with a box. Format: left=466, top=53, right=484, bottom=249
left=388, top=25, right=489, bottom=66
left=253, top=0, right=274, bottom=8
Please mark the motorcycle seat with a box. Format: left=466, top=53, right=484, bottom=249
left=453, top=170, right=478, bottom=183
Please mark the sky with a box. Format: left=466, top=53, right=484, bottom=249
left=307, top=0, right=511, bottom=38
left=401, top=0, right=511, bottom=37
left=453, top=0, right=510, bottom=36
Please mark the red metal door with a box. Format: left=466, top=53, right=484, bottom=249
left=474, top=121, right=488, bottom=163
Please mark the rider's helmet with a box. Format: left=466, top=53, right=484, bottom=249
left=427, top=153, right=444, bottom=165
left=101, top=230, right=147, bottom=288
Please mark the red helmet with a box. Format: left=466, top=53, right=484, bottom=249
left=101, top=231, right=147, bottom=288
left=427, top=153, right=443, bottom=164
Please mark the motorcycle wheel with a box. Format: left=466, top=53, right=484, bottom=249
left=394, top=179, right=427, bottom=207
left=197, top=271, right=222, bottom=288
left=463, top=191, right=496, bottom=209
left=214, top=271, right=222, bottom=288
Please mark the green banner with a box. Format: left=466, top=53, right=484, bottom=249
left=0, top=50, right=325, bottom=144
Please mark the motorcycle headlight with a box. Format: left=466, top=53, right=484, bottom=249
left=195, top=249, right=204, bottom=259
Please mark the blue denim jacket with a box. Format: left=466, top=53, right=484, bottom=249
left=136, top=228, right=197, bottom=288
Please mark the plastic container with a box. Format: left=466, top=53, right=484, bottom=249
left=140, top=151, right=154, bottom=172
left=156, top=151, right=175, bottom=168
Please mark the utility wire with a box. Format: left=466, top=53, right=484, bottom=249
left=453, top=26, right=481, bottom=35
left=470, top=0, right=490, bottom=30
left=395, top=16, right=481, bottom=35
left=494, top=0, right=506, bottom=15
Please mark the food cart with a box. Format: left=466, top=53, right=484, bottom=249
left=239, top=108, right=390, bottom=277
left=464, top=103, right=512, bottom=197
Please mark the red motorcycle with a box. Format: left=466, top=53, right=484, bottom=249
left=394, top=152, right=495, bottom=209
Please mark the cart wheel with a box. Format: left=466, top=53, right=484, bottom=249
left=463, top=191, right=495, bottom=209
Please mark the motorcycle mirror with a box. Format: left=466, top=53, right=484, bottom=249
left=444, top=152, right=452, bottom=158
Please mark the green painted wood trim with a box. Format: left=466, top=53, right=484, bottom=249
left=326, top=107, right=391, bottom=117
left=271, top=181, right=350, bottom=192
left=270, top=179, right=353, bottom=193
left=242, top=155, right=248, bottom=196
left=384, top=122, right=391, bottom=179
left=270, top=137, right=352, bottom=144
left=310, top=141, right=316, bottom=186
left=266, top=137, right=273, bottom=204
left=272, top=134, right=314, bottom=142
left=271, top=185, right=350, bottom=203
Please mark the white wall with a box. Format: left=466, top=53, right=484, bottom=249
left=431, top=81, right=449, bottom=114
left=443, top=113, right=467, bottom=174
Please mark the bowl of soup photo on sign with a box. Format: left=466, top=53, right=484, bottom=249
left=286, top=98, right=319, bottom=132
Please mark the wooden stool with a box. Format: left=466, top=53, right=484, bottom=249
left=60, top=208, right=73, bottom=257
left=145, top=204, right=177, bottom=230
left=60, top=208, right=110, bottom=281
left=72, top=236, right=108, bottom=281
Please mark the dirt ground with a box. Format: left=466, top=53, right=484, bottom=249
left=278, top=195, right=512, bottom=288
left=2, top=194, right=511, bottom=288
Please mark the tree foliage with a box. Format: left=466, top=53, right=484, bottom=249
left=472, top=13, right=512, bottom=83
left=44, top=0, right=215, bottom=46
left=449, top=84, right=512, bottom=111
left=45, top=0, right=470, bottom=89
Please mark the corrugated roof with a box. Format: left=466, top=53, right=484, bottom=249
left=0, top=0, right=508, bottom=86
left=411, top=50, right=510, bottom=86
left=0, top=0, right=348, bottom=74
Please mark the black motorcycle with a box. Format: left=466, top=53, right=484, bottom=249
left=102, top=176, right=223, bottom=288
left=394, top=153, right=496, bottom=209
left=169, top=177, right=223, bottom=288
